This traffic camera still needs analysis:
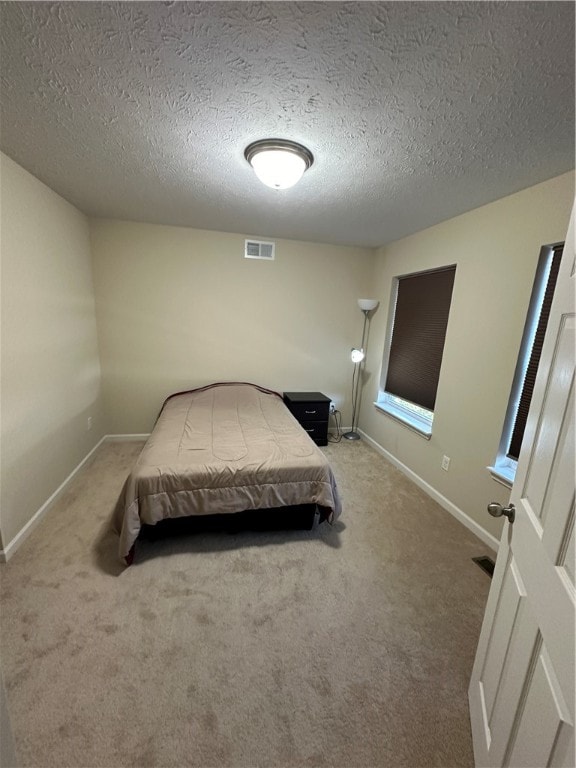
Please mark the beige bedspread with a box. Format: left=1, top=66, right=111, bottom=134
left=113, top=383, right=342, bottom=561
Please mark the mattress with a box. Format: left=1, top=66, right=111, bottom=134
left=113, top=383, right=342, bottom=561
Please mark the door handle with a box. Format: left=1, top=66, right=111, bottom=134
left=487, top=502, right=515, bottom=524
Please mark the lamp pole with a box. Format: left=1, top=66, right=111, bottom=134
left=344, top=309, right=370, bottom=441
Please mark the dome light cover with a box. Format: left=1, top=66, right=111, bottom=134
left=245, top=139, right=314, bottom=190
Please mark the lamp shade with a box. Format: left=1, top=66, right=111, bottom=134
left=358, top=298, right=379, bottom=312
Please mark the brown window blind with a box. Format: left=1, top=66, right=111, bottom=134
left=507, top=243, right=563, bottom=461
left=385, top=266, right=456, bottom=411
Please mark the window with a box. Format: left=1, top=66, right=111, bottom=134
left=375, top=265, right=456, bottom=437
left=490, top=243, right=563, bottom=486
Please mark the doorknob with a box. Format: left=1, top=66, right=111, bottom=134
left=487, top=502, right=515, bottom=523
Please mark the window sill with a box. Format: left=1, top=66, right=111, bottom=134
left=374, top=401, right=432, bottom=439
left=488, top=465, right=514, bottom=489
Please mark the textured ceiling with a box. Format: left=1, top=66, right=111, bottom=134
left=0, top=1, right=574, bottom=248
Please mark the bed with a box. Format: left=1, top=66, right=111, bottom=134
left=113, top=382, right=342, bottom=563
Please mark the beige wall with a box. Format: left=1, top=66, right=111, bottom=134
left=2, top=150, right=572, bottom=551
left=359, top=172, right=574, bottom=540
left=0, top=153, right=105, bottom=548
left=90, top=219, right=375, bottom=434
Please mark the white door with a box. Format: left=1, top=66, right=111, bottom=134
left=469, top=203, right=576, bottom=768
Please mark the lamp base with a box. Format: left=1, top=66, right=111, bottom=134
left=343, top=431, right=361, bottom=441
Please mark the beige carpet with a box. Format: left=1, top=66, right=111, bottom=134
left=0, top=439, right=494, bottom=768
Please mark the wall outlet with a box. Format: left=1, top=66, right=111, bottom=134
left=87, top=416, right=93, bottom=431
left=330, top=402, right=336, bottom=413
left=441, top=455, right=450, bottom=471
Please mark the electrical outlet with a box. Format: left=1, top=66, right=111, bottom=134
left=87, top=416, right=93, bottom=431
left=441, top=455, right=450, bottom=471
left=330, top=402, right=336, bottom=413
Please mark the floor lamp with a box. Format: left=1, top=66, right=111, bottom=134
left=344, top=298, right=379, bottom=440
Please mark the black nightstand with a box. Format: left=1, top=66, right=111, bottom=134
left=283, top=392, right=331, bottom=446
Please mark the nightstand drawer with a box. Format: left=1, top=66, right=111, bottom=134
left=299, top=420, right=328, bottom=446
left=283, top=392, right=331, bottom=447
left=287, top=401, right=330, bottom=422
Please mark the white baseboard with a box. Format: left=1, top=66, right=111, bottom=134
left=359, top=429, right=500, bottom=552
left=0, top=434, right=152, bottom=562
left=1, top=430, right=498, bottom=563
left=0, top=435, right=108, bottom=563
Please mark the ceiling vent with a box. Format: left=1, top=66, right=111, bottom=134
left=245, top=239, right=275, bottom=260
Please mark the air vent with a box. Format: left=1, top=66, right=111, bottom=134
left=245, top=239, right=275, bottom=260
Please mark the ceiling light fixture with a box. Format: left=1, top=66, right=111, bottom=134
left=244, top=139, right=314, bottom=190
